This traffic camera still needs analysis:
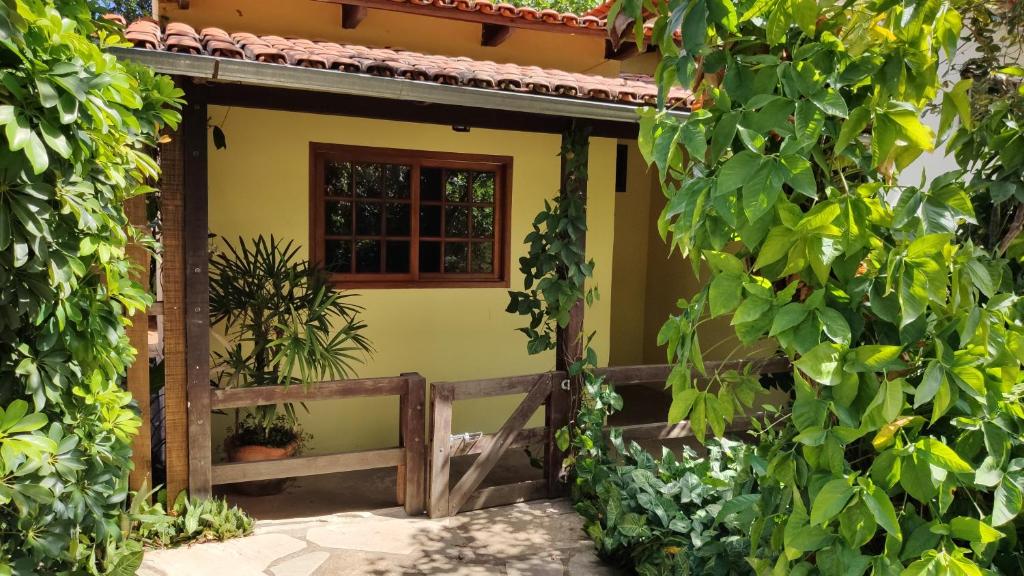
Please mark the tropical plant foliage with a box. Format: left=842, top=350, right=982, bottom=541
left=507, top=123, right=598, bottom=357
left=209, top=235, right=372, bottom=431
left=950, top=2, right=1024, bottom=260
left=124, top=483, right=254, bottom=548
left=618, top=0, right=1024, bottom=573
left=0, top=0, right=181, bottom=573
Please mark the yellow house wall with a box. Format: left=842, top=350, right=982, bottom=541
left=206, top=106, right=615, bottom=456
left=608, top=143, right=652, bottom=366
left=158, top=0, right=618, bottom=75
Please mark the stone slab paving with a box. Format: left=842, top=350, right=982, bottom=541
left=140, top=499, right=624, bottom=576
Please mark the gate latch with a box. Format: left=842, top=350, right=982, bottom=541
left=450, top=432, right=483, bottom=443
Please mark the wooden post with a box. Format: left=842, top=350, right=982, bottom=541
left=401, top=373, right=426, bottom=515
left=182, top=81, right=213, bottom=499
left=546, top=121, right=590, bottom=498
left=126, top=196, right=152, bottom=491
left=160, top=120, right=190, bottom=502
left=428, top=383, right=453, bottom=518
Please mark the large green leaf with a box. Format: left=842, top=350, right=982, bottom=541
left=810, top=478, right=855, bottom=526
left=794, top=342, right=844, bottom=386
left=948, top=517, right=1003, bottom=544
left=858, top=478, right=900, bottom=537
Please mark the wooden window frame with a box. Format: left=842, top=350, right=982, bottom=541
left=310, top=143, right=513, bottom=289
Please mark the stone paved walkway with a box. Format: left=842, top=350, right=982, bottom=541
left=138, top=499, right=622, bottom=576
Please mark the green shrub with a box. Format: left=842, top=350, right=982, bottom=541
left=0, top=0, right=180, bottom=573
left=576, top=437, right=759, bottom=576
left=625, top=0, right=1024, bottom=573
left=124, top=486, right=254, bottom=548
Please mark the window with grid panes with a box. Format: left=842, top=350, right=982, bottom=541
left=310, top=144, right=511, bottom=287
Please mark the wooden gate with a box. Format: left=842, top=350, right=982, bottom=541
left=194, top=373, right=426, bottom=515
left=426, top=358, right=793, bottom=518
left=428, top=371, right=566, bottom=518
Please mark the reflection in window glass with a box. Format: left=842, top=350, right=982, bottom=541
left=355, top=239, right=381, bottom=273
left=472, top=172, right=494, bottom=202
left=444, top=242, right=468, bottom=273
left=445, top=171, right=469, bottom=202
left=315, top=148, right=505, bottom=284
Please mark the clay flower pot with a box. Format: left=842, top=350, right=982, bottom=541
left=225, top=437, right=299, bottom=497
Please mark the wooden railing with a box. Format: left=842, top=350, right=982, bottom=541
left=428, top=371, right=564, bottom=518
left=597, top=357, right=791, bottom=442
left=426, top=357, right=791, bottom=518
left=198, top=373, right=426, bottom=515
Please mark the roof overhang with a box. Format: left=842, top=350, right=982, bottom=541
left=109, top=47, right=688, bottom=126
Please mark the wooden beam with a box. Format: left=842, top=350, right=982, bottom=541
left=594, top=357, right=792, bottom=388
left=313, top=0, right=605, bottom=36
left=204, top=83, right=640, bottom=140
left=435, top=372, right=562, bottom=402
left=182, top=81, right=212, bottom=499
left=428, top=384, right=453, bottom=518
left=341, top=4, right=367, bottom=29
left=614, top=416, right=755, bottom=442
left=160, top=123, right=189, bottom=503
left=481, top=23, right=512, bottom=47
left=604, top=39, right=640, bottom=60
left=211, top=376, right=409, bottom=409
left=547, top=121, right=591, bottom=497
left=448, top=376, right=551, bottom=515
left=450, top=426, right=547, bottom=457
left=126, top=195, right=152, bottom=492
left=212, top=448, right=404, bottom=484
left=401, top=373, right=426, bottom=515
left=458, top=479, right=548, bottom=513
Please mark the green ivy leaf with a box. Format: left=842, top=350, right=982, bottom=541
left=844, top=345, right=903, bottom=372
left=810, top=478, right=855, bottom=526
left=794, top=342, right=845, bottom=386
left=992, top=475, right=1023, bottom=527
left=858, top=478, right=900, bottom=537
left=916, top=437, right=973, bottom=473
left=948, top=517, right=1003, bottom=544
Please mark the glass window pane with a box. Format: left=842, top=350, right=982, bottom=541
left=471, top=241, right=493, bottom=273
left=421, top=167, right=443, bottom=202
left=445, top=171, right=469, bottom=202
left=444, top=242, right=468, bottom=273
left=386, top=203, right=411, bottom=236
left=472, top=172, right=495, bottom=203
left=420, top=241, right=441, bottom=273
left=385, top=240, right=410, bottom=273
left=356, top=239, right=381, bottom=273
left=354, top=164, right=382, bottom=198
left=383, top=165, right=411, bottom=199
left=471, top=206, right=493, bottom=239
left=325, top=161, right=351, bottom=196
left=445, top=206, right=469, bottom=237
left=324, top=239, right=352, bottom=273
left=420, top=205, right=442, bottom=237
left=325, top=201, right=352, bottom=236
left=356, top=202, right=382, bottom=236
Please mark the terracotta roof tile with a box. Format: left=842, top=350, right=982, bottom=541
left=117, top=18, right=691, bottom=109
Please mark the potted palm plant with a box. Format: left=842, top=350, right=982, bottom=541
left=209, top=235, right=372, bottom=495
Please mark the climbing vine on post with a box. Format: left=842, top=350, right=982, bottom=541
left=507, top=120, right=596, bottom=359
left=624, top=0, right=1024, bottom=573
left=508, top=120, right=603, bottom=484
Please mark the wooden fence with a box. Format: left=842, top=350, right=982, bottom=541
left=197, top=373, right=426, bottom=515
left=426, top=357, right=791, bottom=518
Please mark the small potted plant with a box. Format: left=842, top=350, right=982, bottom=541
left=210, top=235, right=372, bottom=496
